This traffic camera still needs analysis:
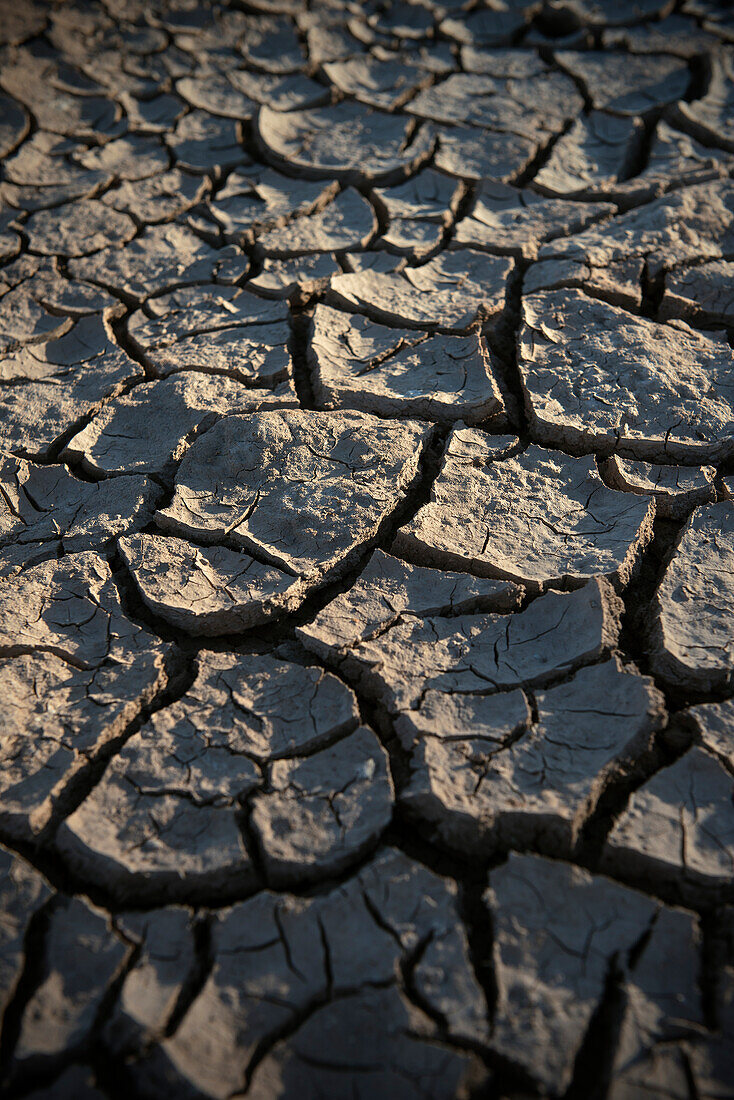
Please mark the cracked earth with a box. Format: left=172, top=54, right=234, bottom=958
left=0, top=0, right=733, bottom=1097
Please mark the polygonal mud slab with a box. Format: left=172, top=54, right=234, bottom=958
left=240, top=14, right=306, bottom=73
left=206, top=166, right=338, bottom=242
left=298, top=548, right=522, bottom=653
left=299, top=13, right=365, bottom=64
left=485, top=852, right=703, bottom=1096
left=534, top=111, right=642, bottom=197
left=526, top=180, right=734, bottom=307
left=557, top=50, right=690, bottom=115
left=661, top=259, right=734, bottom=328
left=672, top=52, right=734, bottom=153
left=101, top=169, right=209, bottom=225
left=157, top=408, right=432, bottom=580
left=25, top=198, right=137, bottom=258
left=62, top=374, right=297, bottom=478
left=246, top=985, right=484, bottom=1100
left=367, top=2, right=436, bottom=39
left=165, top=110, right=246, bottom=173
left=77, top=135, right=169, bottom=181
left=0, top=550, right=164, bottom=670
left=0, top=551, right=168, bottom=840
left=0, top=91, right=29, bottom=160
left=407, top=69, right=583, bottom=141
left=0, top=646, right=169, bottom=845
left=254, top=101, right=435, bottom=185
left=118, top=533, right=306, bottom=635
left=650, top=503, right=734, bottom=693
left=519, top=289, right=734, bottom=463
left=371, top=169, right=463, bottom=259
left=3, top=131, right=106, bottom=201
left=399, top=657, right=665, bottom=857
left=601, top=747, right=734, bottom=899
left=250, top=725, right=393, bottom=886
left=554, top=0, right=684, bottom=27
left=176, top=72, right=257, bottom=119
left=441, top=8, right=526, bottom=43
left=102, top=907, right=198, bottom=1058
left=126, top=284, right=292, bottom=384
left=323, top=54, right=433, bottom=111
left=603, top=14, right=719, bottom=56
left=309, top=303, right=507, bottom=425
left=56, top=730, right=261, bottom=904
left=247, top=254, right=341, bottom=299
left=0, top=262, right=116, bottom=348
left=129, top=848, right=488, bottom=1098
left=0, top=316, right=144, bottom=459
left=1, top=57, right=123, bottom=143
left=0, top=280, right=71, bottom=356
left=10, top=897, right=132, bottom=1074
left=328, top=249, right=513, bottom=331
left=255, top=187, right=377, bottom=257
left=452, top=182, right=614, bottom=259
left=434, top=123, right=536, bottom=182
left=227, top=69, right=329, bottom=112
left=536, top=117, right=731, bottom=203
left=0, top=846, right=51, bottom=1019
left=0, top=457, right=157, bottom=569
left=394, top=429, right=654, bottom=591
left=301, top=576, right=622, bottom=712
left=119, top=91, right=185, bottom=135
left=600, top=455, right=717, bottom=519
left=68, top=224, right=247, bottom=299
left=684, top=699, right=734, bottom=769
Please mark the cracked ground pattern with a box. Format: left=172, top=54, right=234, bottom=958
left=0, top=0, right=734, bottom=1097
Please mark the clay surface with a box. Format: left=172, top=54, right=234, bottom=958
left=309, top=304, right=507, bottom=425
left=394, top=428, right=655, bottom=590
left=526, top=180, right=734, bottom=307
left=650, top=503, right=734, bottom=693
left=1, top=6, right=733, bottom=1095
left=125, top=284, right=292, bottom=385
left=452, top=181, right=614, bottom=259
left=600, top=455, right=717, bottom=518
left=328, top=249, right=514, bottom=331
left=118, top=533, right=306, bottom=635
left=157, top=408, right=432, bottom=580
left=601, top=746, right=734, bottom=899
left=399, top=656, right=666, bottom=857
left=486, top=853, right=703, bottom=1094
left=519, top=288, right=734, bottom=463
left=300, top=576, right=623, bottom=713
left=62, top=375, right=297, bottom=478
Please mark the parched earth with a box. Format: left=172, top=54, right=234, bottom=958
left=1, top=0, right=734, bottom=1097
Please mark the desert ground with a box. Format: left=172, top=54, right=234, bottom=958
left=0, top=0, right=733, bottom=1096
